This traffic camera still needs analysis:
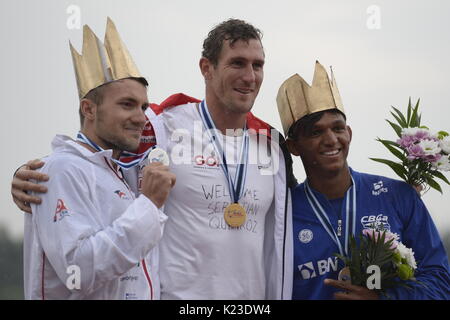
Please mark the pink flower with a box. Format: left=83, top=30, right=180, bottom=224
left=363, top=229, right=398, bottom=249
left=407, top=144, right=425, bottom=160
left=397, top=135, right=417, bottom=148
left=424, top=153, right=442, bottom=163
left=397, top=128, right=437, bottom=149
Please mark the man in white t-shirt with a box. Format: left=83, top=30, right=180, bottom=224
left=12, top=19, right=295, bottom=299
left=143, top=19, right=295, bottom=299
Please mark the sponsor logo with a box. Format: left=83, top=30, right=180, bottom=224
left=120, top=275, right=139, bottom=282
left=372, top=180, right=388, bottom=196
left=361, top=214, right=391, bottom=231
left=193, top=155, right=220, bottom=168
left=125, top=293, right=138, bottom=300
left=114, top=190, right=130, bottom=200
left=298, top=257, right=339, bottom=280
left=54, top=199, right=70, bottom=222
left=298, top=229, right=313, bottom=244
left=140, top=136, right=156, bottom=144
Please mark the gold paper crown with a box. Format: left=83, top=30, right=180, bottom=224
left=276, top=61, right=345, bottom=136
left=70, top=17, right=147, bottom=99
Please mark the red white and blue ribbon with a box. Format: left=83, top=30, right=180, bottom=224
left=76, top=132, right=154, bottom=169
left=198, top=100, right=249, bottom=204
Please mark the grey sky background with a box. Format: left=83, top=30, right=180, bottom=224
left=1, top=0, right=449, bottom=239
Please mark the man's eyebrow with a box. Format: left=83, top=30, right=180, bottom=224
left=119, top=97, right=138, bottom=103
left=332, top=119, right=346, bottom=125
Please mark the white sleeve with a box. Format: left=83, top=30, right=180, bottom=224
left=32, top=158, right=167, bottom=296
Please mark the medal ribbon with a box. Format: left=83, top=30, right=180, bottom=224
left=199, top=100, right=249, bottom=204
left=76, top=132, right=154, bottom=169
left=304, top=175, right=356, bottom=256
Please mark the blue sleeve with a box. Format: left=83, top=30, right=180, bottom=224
left=384, top=184, right=450, bottom=300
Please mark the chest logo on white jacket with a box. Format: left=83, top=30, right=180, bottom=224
left=298, top=229, right=313, bottom=243
left=53, top=199, right=70, bottom=222
left=114, top=190, right=130, bottom=200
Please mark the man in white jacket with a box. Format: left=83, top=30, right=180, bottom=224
left=23, top=18, right=175, bottom=300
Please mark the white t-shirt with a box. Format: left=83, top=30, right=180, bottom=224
left=158, top=103, right=275, bottom=299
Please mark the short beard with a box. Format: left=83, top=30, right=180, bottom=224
left=100, top=135, right=139, bottom=153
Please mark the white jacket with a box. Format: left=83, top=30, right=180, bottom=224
left=24, top=135, right=167, bottom=299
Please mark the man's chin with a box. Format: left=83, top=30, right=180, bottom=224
left=115, top=140, right=140, bottom=154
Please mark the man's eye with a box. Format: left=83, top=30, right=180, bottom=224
left=253, top=63, right=263, bottom=70
left=141, top=105, right=148, bottom=112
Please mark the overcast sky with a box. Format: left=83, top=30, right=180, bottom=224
left=1, top=0, right=449, bottom=239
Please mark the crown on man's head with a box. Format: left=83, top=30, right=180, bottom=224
left=70, top=17, right=147, bottom=100
left=276, top=61, right=345, bottom=136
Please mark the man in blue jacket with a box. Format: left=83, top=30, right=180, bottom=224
left=277, top=61, right=450, bottom=299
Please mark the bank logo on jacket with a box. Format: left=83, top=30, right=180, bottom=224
left=298, top=257, right=339, bottom=280
left=53, top=199, right=70, bottom=222
left=372, top=180, right=388, bottom=196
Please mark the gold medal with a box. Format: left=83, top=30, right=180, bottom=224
left=224, top=203, right=247, bottom=227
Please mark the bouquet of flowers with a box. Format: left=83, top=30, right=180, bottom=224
left=370, top=98, right=450, bottom=193
left=335, top=229, right=418, bottom=295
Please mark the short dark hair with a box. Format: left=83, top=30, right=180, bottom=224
left=79, top=77, right=148, bottom=127
left=288, top=109, right=346, bottom=140
left=202, top=18, right=263, bottom=66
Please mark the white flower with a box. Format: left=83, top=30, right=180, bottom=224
left=418, top=139, right=441, bottom=156
left=432, top=155, right=450, bottom=171
left=395, top=242, right=418, bottom=269
left=439, top=136, right=450, bottom=154
left=401, top=127, right=429, bottom=137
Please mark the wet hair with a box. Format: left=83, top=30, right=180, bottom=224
left=79, top=77, right=148, bottom=127
left=288, top=109, right=346, bottom=140
left=202, top=18, right=263, bottom=66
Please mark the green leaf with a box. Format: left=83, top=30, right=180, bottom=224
left=390, top=111, right=407, bottom=128
left=370, top=158, right=407, bottom=180
left=391, top=107, right=408, bottom=127
left=386, top=120, right=403, bottom=138
left=376, top=138, right=406, bottom=161
left=426, top=177, right=443, bottom=194
left=409, top=99, right=421, bottom=127
left=407, top=98, right=412, bottom=124
left=430, top=170, right=450, bottom=185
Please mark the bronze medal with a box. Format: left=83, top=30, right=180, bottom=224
left=337, top=266, right=352, bottom=284
left=224, top=203, right=247, bottom=227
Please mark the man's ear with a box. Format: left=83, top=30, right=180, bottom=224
left=199, top=57, right=213, bottom=81
left=286, top=138, right=301, bottom=156
left=80, top=99, right=97, bottom=121
left=347, top=125, right=352, bottom=143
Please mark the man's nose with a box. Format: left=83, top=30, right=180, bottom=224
left=241, top=64, right=256, bottom=83
left=322, top=129, right=338, bottom=145
left=132, top=105, right=147, bottom=127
